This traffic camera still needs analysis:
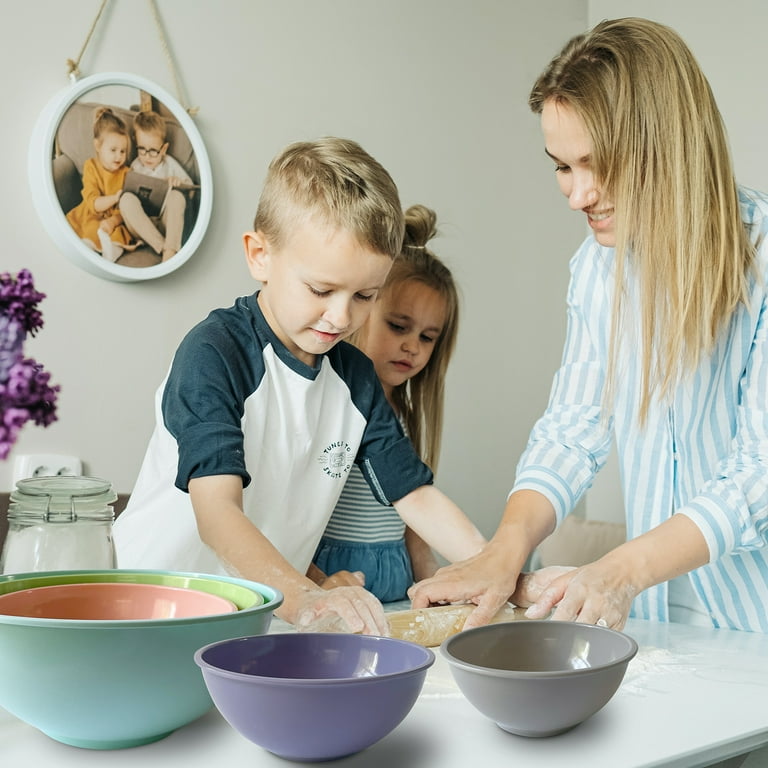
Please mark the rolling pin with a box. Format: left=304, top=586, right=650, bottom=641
left=386, top=603, right=527, bottom=647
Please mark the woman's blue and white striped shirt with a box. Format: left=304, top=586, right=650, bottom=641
left=512, top=187, right=768, bottom=632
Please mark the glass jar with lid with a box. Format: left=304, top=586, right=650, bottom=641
left=0, top=475, right=118, bottom=574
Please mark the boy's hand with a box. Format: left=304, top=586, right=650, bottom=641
left=294, top=586, right=388, bottom=636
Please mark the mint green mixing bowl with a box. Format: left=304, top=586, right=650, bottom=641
left=0, top=569, right=282, bottom=749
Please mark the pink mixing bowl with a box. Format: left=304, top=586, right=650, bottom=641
left=0, top=581, right=237, bottom=620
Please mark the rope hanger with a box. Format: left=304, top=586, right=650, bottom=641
left=65, top=0, right=199, bottom=116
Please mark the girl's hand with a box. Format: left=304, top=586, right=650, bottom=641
left=405, top=526, right=440, bottom=582
left=294, top=585, right=389, bottom=635
left=306, top=562, right=365, bottom=590
left=319, top=570, right=366, bottom=590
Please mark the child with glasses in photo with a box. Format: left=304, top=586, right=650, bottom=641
left=65, top=106, right=138, bottom=263
left=119, top=110, right=194, bottom=263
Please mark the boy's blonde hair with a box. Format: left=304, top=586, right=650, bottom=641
left=353, top=204, right=459, bottom=470
left=254, top=137, right=404, bottom=259
left=132, top=110, right=167, bottom=142
left=530, top=17, right=753, bottom=423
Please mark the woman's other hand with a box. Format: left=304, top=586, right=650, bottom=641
left=521, top=559, right=636, bottom=629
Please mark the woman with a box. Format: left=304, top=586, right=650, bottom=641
left=410, top=17, right=768, bottom=636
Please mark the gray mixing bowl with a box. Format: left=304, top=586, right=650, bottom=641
left=442, top=620, right=638, bottom=737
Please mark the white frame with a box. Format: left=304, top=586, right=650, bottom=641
left=28, top=72, right=213, bottom=283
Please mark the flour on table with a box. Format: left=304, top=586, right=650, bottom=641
left=619, top=646, right=698, bottom=696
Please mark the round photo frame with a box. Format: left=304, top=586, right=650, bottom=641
left=28, top=72, right=213, bottom=282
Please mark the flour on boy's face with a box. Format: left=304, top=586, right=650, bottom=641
left=253, top=218, right=393, bottom=367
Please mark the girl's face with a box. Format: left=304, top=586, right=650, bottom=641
left=95, top=132, right=129, bottom=173
left=360, top=279, right=447, bottom=399
left=541, top=99, right=616, bottom=247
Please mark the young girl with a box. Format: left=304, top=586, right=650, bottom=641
left=309, top=204, right=460, bottom=601
left=411, top=17, right=768, bottom=641
left=65, top=106, right=136, bottom=263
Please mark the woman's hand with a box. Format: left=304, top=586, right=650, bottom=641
left=520, top=559, right=638, bottom=629
left=294, top=585, right=389, bottom=635
left=510, top=566, right=576, bottom=608
left=519, top=514, right=712, bottom=629
left=408, top=539, right=522, bottom=630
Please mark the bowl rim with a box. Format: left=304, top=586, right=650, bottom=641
left=195, top=632, right=436, bottom=685
left=440, top=620, right=638, bottom=679
left=0, top=580, right=238, bottom=618
left=0, top=569, right=283, bottom=628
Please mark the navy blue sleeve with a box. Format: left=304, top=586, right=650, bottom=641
left=162, top=306, right=259, bottom=492
left=359, top=435, right=433, bottom=504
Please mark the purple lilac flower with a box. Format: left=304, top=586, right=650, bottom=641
left=0, top=269, right=58, bottom=459
left=0, top=315, right=23, bottom=382
left=0, top=360, right=59, bottom=460
left=0, top=407, right=31, bottom=460
left=0, top=268, right=46, bottom=336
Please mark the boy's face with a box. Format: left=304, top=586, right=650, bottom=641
left=134, top=127, right=168, bottom=171
left=244, top=219, right=393, bottom=366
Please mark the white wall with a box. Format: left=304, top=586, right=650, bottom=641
left=2, top=1, right=765, bottom=539
left=0, top=0, right=586, bottom=541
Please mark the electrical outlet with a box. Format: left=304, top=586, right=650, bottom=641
left=12, top=454, right=83, bottom=488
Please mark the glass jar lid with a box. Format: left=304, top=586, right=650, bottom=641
left=9, top=475, right=117, bottom=522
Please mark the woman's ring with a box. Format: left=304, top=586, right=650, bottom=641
left=596, top=618, right=608, bottom=627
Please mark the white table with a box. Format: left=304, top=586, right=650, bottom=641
left=3, top=617, right=768, bottom=767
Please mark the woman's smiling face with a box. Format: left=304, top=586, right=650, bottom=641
left=541, top=99, right=616, bottom=247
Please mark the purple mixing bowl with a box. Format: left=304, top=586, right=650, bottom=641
left=195, top=632, right=435, bottom=761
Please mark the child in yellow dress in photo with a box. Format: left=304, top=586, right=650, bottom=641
left=65, top=106, right=137, bottom=263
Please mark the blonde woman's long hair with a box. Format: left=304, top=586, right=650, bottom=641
left=530, top=17, right=753, bottom=423
left=353, top=204, right=459, bottom=471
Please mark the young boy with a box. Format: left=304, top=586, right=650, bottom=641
left=119, top=110, right=194, bottom=262
left=113, top=137, right=486, bottom=634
